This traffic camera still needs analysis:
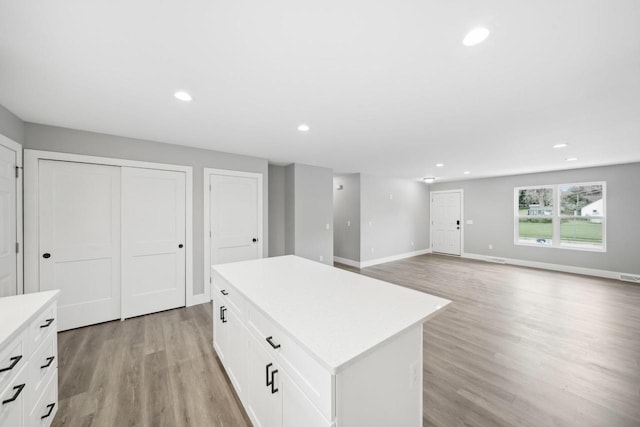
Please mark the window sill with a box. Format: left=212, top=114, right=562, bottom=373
left=514, top=241, right=606, bottom=253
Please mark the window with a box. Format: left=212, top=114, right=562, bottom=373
left=514, top=182, right=605, bottom=251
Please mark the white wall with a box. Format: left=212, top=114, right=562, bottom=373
left=430, top=162, right=640, bottom=275
left=24, top=123, right=269, bottom=296
left=268, top=164, right=285, bottom=257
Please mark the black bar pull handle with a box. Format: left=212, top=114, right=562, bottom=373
left=41, top=356, right=55, bottom=369
left=266, top=363, right=273, bottom=387
left=266, top=336, right=281, bottom=349
left=2, top=384, right=25, bottom=404
left=270, top=369, right=279, bottom=394
left=220, top=289, right=229, bottom=296
left=41, top=403, right=56, bottom=419
left=221, top=307, right=227, bottom=323
left=0, top=355, right=22, bottom=373
left=40, top=318, right=54, bottom=328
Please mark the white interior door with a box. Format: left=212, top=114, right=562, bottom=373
left=0, top=144, right=17, bottom=297
left=39, top=160, right=121, bottom=330
left=210, top=173, right=261, bottom=265
left=431, top=191, right=462, bottom=255
left=122, top=167, right=186, bottom=319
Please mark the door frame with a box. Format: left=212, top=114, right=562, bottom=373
left=429, top=189, right=464, bottom=256
left=0, top=134, right=23, bottom=295
left=203, top=168, right=263, bottom=303
left=23, top=150, right=196, bottom=305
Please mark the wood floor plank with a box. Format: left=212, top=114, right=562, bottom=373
left=52, top=254, right=640, bottom=426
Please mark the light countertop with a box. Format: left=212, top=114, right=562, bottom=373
left=0, top=290, right=60, bottom=345
left=211, top=256, right=450, bottom=372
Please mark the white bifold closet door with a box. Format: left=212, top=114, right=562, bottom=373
left=0, top=144, right=17, bottom=297
left=121, top=167, right=186, bottom=319
left=39, top=160, right=121, bottom=331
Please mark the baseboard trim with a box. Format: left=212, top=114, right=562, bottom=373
left=189, top=293, right=210, bottom=306
left=460, top=252, right=623, bottom=280
left=335, top=249, right=432, bottom=269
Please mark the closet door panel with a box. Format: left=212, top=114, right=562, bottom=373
left=121, top=167, right=186, bottom=318
left=38, top=160, right=121, bottom=331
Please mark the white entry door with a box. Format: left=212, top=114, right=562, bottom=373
left=39, top=160, right=121, bottom=330
left=121, top=167, right=186, bottom=319
left=0, top=144, right=17, bottom=297
left=210, top=173, right=262, bottom=265
left=431, top=191, right=462, bottom=256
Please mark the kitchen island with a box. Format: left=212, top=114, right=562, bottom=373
left=211, top=255, right=450, bottom=427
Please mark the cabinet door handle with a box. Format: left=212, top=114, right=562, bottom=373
left=220, top=289, right=229, bottom=296
left=266, top=363, right=273, bottom=387
left=40, top=318, right=54, bottom=328
left=41, top=403, right=56, bottom=419
left=270, top=369, right=279, bottom=394
left=0, top=355, right=22, bottom=373
left=41, top=356, right=55, bottom=369
left=221, top=307, right=227, bottom=323
left=2, top=384, right=25, bottom=404
left=266, top=336, right=281, bottom=349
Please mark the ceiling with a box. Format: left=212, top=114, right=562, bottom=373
left=1, top=0, right=639, bottom=181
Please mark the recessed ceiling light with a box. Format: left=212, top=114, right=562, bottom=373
left=435, top=163, right=444, bottom=167
left=463, top=171, right=471, bottom=175
left=174, top=91, right=192, bottom=102
left=553, top=143, right=568, bottom=149
left=298, top=124, right=310, bottom=132
left=462, top=27, right=490, bottom=46
left=566, top=157, right=578, bottom=162
left=423, top=177, right=436, bottom=184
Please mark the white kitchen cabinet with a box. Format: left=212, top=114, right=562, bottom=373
left=212, top=256, right=451, bottom=427
left=0, top=291, right=59, bottom=427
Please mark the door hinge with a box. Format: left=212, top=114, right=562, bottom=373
left=15, top=166, right=21, bottom=178
left=15, top=242, right=19, bottom=253
left=209, top=277, right=212, bottom=284
left=209, top=184, right=211, bottom=191
left=209, top=231, right=212, bottom=238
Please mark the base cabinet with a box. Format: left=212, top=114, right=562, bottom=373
left=246, top=334, right=281, bottom=427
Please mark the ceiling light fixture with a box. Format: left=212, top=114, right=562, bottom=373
left=462, top=27, right=490, bottom=46
left=566, top=157, right=578, bottom=162
left=463, top=171, right=471, bottom=175
left=435, top=163, right=444, bottom=167
left=553, top=143, right=568, bottom=149
left=298, top=124, right=310, bottom=132
left=174, top=91, right=192, bottom=102
left=423, top=177, right=436, bottom=184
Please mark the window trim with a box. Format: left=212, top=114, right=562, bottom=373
left=514, top=181, right=606, bottom=253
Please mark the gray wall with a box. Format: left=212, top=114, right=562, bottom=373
left=284, top=164, right=295, bottom=255
left=293, top=164, right=334, bottom=265
left=24, top=122, right=269, bottom=295
left=430, top=162, right=640, bottom=274
left=0, top=103, right=24, bottom=144
left=360, top=174, right=430, bottom=262
left=268, top=165, right=285, bottom=257
left=333, top=174, right=361, bottom=261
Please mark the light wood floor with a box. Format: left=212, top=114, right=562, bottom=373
left=52, top=254, right=640, bottom=427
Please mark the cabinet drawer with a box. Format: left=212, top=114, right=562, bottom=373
left=29, top=302, right=57, bottom=355
left=0, top=328, right=29, bottom=395
left=0, top=363, right=29, bottom=427
left=29, top=370, right=57, bottom=427
left=247, top=304, right=333, bottom=421
left=29, top=332, right=57, bottom=411
left=213, top=276, right=245, bottom=316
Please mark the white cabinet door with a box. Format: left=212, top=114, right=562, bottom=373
left=0, top=143, right=17, bottom=297
left=121, top=167, right=186, bottom=319
left=226, top=308, right=248, bottom=400
left=282, top=371, right=330, bottom=427
left=39, top=160, right=121, bottom=331
left=213, top=298, right=228, bottom=363
left=210, top=174, right=261, bottom=265
left=246, top=335, right=282, bottom=427
left=431, top=191, right=462, bottom=256
left=0, top=364, right=28, bottom=427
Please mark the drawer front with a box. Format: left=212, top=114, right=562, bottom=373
left=213, top=276, right=245, bottom=316
left=0, top=328, right=29, bottom=395
left=29, top=302, right=57, bottom=355
left=247, top=304, right=333, bottom=421
left=29, top=332, right=57, bottom=411
left=29, top=370, right=57, bottom=427
left=0, top=363, right=29, bottom=427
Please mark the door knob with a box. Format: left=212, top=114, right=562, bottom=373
left=42, top=253, right=51, bottom=259
left=252, top=238, right=258, bottom=243
left=178, top=244, right=183, bottom=248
